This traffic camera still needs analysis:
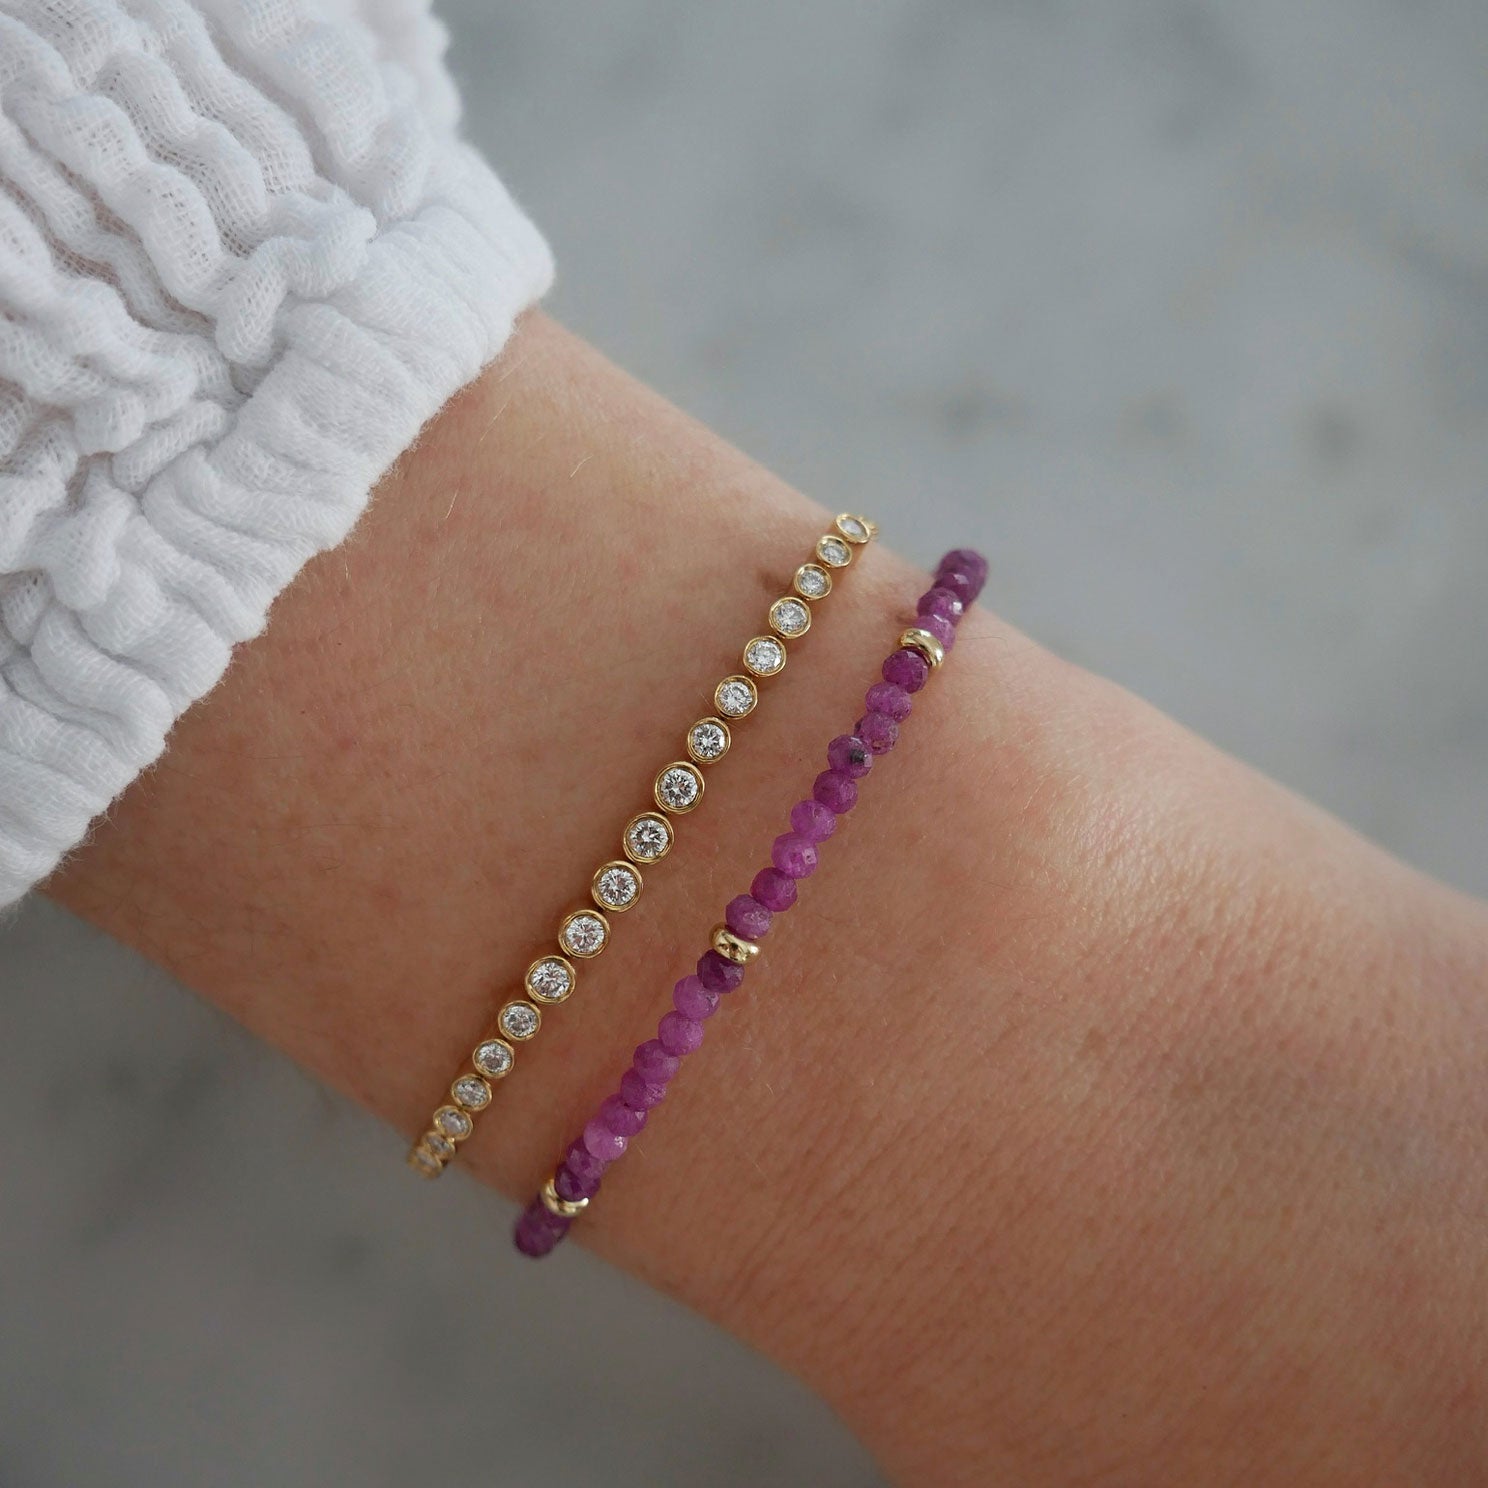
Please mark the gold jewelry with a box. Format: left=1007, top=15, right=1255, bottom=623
left=408, top=517, right=877, bottom=1175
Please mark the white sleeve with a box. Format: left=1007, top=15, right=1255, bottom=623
left=0, top=0, right=553, bottom=905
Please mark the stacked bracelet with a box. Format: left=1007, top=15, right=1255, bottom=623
left=407, top=514, right=878, bottom=1176
left=514, top=546, right=988, bottom=1255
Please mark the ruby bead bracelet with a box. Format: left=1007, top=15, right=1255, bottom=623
left=407, top=515, right=877, bottom=1177
left=515, top=546, right=988, bottom=1256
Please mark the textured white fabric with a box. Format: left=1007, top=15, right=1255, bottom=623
left=0, top=0, right=552, bottom=904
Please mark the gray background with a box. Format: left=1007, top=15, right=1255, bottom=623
left=2, top=2, right=1485, bottom=1484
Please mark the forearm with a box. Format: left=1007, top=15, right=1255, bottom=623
left=49, top=313, right=1488, bottom=1485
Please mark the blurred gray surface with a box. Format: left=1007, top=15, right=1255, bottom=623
left=3, top=2, right=1486, bottom=1484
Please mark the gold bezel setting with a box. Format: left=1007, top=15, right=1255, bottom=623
left=834, top=512, right=875, bottom=544
left=816, top=534, right=853, bottom=568
left=497, top=999, right=543, bottom=1042
left=714, top=675, right=759, bottom=719
left=525, top=954, right=577, bottom=1002
left=686, top=716, right=731, bottom=764
left=451, top=1074, right=491, bottom=1111
left=655, top=761, right=705, bottom=814
left=591, top=860, right=643, bottom=912
left=623, top=811, right=674, bottom=864
left=742, top=636, right=787, bottom=677
left=473, top=1038, right=515, bottom=1079
left=558, top=909, right=610, bottom=959
left=768, top=596, right=812, bottom=639
left=793, top=562, right=833, bottom=601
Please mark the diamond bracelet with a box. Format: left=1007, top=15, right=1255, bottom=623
left=513, top=547, right=988, bottom=1256
left=407, top=514, right=878, bottom=1177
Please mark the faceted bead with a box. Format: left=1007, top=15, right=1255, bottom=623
left=917, top=585, right=965, bottom=625
left=857, top=711, right=900, bottom=755
left=936, top=547, right=988, bottom=601
left=673, top=973, right=720, bottom=1020
left=921, top=612, right=956, bottom=650
left=813, top=768, right=859, bottom=815
left=882, top=647, right=929, bottom=693
left=600, top=1093, right=647, bottom=1138
left=865, top=681, right=912, bottom=722
left=697, top=949, right=745, bottom=993
left=826, top=733, right=874, bottom=779
left=563, top=1138, right=609, bottom=1193
left=725, top=893, right=775, bottom=940
left=620, top=1067, right=670, bottom=1111
left=634, top=1038, right=682, bottom=1084
left=772, top=832, right=819, bottom=878
left=659, top=1010, right=705, bottom=1056
left=751, top=866, right=798, bottom=912
left=789, top=799, right=836, bottom=843
left=555, top=1165, right=600, bottom=1204
left=515, top=1200, right=568, bottom=1257
left=584, top=1118, right=628, bottom=1162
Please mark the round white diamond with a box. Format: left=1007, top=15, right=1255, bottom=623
left=656, top=764, right=702, bottom=812
left=817, top=535, right=852, bottom=567
left=499, top=1001, right=541, bottom=1041
left=836, top=513, right=870, bottom=542
left=527, top=956, right=574, bottom=1000
left=795, top=563, right=831, bottom=600
left=560, top=911, right=609, bottom=958
left=624, top=814, right=672, bottom=863
left=744, top=637, right=785, bottom=676
left=473, top=1039, right=514, bottom=1078
left=452, top=1074, right=491, bottom=1110
left=688, top=720, right=728, bottom=761
left=594, top=863, right=640, bottom=910
left=435, top=1106, right=473, bottom=1139
left=410, top=1148, right=442, bottom=1174
left=424, top=1132, right=455, bottom=1160
left=770, top=598, right=810, bottom=637
left=715, top=677, right=757, bottom=718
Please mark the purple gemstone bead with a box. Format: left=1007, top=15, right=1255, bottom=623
left=787, top=798, right=834, bottom=843
left=583, top=1117, right=628, bottom=1162
left=659, top=1010, right=705, bottom=1056
left=563, top=1138, right=609, bottom=1193
left=826, top=733, right=874, bottom=779
left=673, top=974, right=720, bottom=1021
left=555, top=1163, right=601, bottom=1203
left=917, top=586, right=965, bottom=625
left=936, top=547, right=988, bottom=601
left=865, top=681, right=912, bottom=722
left=882, top=647, right=929, bottom=693
left=856, top=711, right=899, bottom=755
left=634, top=1038, right=682, bottom=1084
left=725, top=893, right=775, bottom=940
left=620, top=1067, right=669, bottom=1111
left=921, top=611, right=956, bottom=650
left=751, top=867, right=798, bottom=912
left=600, top=1093, right=647, bottom=1138
left=772, top=832, right=819, bottom=879
left=813, top=768, right=859, bottom=815
left=697, top=949, right=746, bottom=993
left=515, top=1200, right=568, bottom=1258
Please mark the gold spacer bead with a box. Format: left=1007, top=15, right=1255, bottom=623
left=711, top=925, right=760, bottom=965
left=898, top=626, right=946, bottom=670
left=540, top=1175, right=589, bottom=1218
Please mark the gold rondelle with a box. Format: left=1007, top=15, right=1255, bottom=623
left=540, top=1176, right=590, bottom=1218
left=711, top=925, right=760, bottom=965
left=898, top=626, right=946, bottom=670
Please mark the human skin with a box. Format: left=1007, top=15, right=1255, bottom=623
left=48, top=313, right=1488, bottom=1486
